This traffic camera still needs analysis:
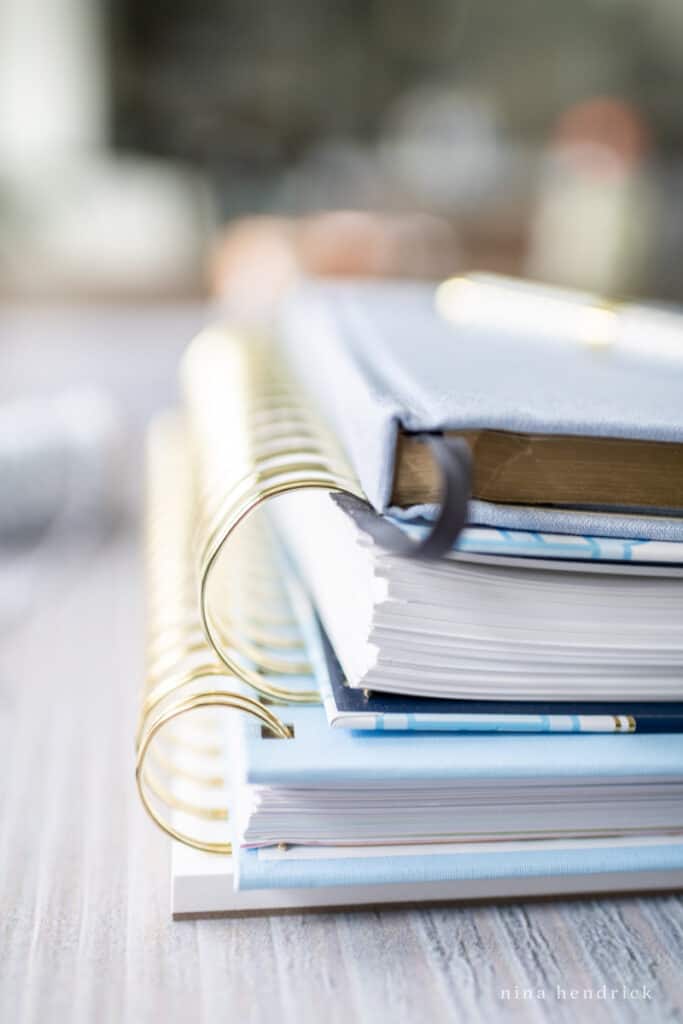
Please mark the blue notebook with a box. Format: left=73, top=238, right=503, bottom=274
left=281, top=531, right=683, bottom=733
left=231, top=699, right=683, bottom=885
left=238, top=835, right=683, bottom=891
left=386, top=518, right=683, bottom=564
left=316, top=623, right=683, bottom=734
left=279, top=275, right=683, bottom=540
left=234, top=702, right=683, bottom=789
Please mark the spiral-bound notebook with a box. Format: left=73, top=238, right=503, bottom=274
left=137, top=324, right=683, bottom=917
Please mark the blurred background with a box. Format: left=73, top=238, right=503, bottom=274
left=2, top=0, right=683, bottom=303
left=1, top=0, right=683, bottom=588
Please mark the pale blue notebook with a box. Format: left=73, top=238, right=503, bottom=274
left=234, top=701, right=683, bottom=788
left=238, top=836, right=683, bottom=891
left=231, top=698, right=683, bottom=863
left=390, top=519, right=683, bottom=562
left=279, top=277, right=683, bottom=540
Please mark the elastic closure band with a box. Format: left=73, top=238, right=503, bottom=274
left=334, top=434, right=472, bottom=559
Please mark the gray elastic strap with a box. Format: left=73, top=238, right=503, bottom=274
left=333, top=435, right=472, bottom=560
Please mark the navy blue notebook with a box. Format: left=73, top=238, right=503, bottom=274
left=314, top=620, right=683, bottom=734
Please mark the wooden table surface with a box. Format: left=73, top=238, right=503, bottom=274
left=1, top=305, right=681, bottom=1023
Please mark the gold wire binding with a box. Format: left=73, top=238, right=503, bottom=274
left=208, top=616, right=310, bottom=674
left=181, top=326, right=365, bottom=704
left=233, top=621, right=303, bottom=650
left=136, top=690, right=290, bottom=854
left=136, top=414, right=293, bottom=854
left=162, top=733, right=223, bottom=758
left=142, top=766, right=229, bottom=820
left=148, top=746, right=226, bottom=789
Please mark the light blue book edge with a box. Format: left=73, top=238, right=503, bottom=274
left=237, top=840, right=683, bottom=891
left=235, top=701, right=683, bottom=788
left=387, top=518, right=683, bottom=562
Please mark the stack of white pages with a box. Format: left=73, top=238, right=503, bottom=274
left=272, top=490, right=683, bottom=702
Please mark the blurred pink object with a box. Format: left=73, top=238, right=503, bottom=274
left=210, top=210, right=460, bottom=319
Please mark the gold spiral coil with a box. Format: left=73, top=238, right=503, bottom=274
left=181, top=325, right=364, bottom=704
left=136, top=414, right=291, bottom=855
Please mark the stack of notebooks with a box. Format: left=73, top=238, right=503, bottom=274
left=136, top=274, right=683, bottom=918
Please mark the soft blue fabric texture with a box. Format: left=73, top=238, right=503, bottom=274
left=387, top=518, right=683, bottom=560
left=279, top=280, right=683, bottom=539
left=395, top=502, right=683, bottom=543
left=236, top=703, right=683, bottom=787
left=238, top=840, right=683, bottom=890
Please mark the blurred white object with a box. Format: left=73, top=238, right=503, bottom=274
left=0, top=389, right=124, bottom=538
left=527, top=152, right=658, bottom=295
left=0, top=0, right=214, bottom=299
left=0, top=0, right=105, bottom=168
left=0, top=156, right=215, bottom=299
left=379, top=87, right=531, bottom=228
left=436, top=273, right=683, bottom=365
left=526, top=98, right=659, bottom=296
left=381, top=89, right=503, bottom=207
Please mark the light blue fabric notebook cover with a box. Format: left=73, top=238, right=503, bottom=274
left=238, top=839, right=683, bottom=891
left=279, top=280, right=683, bottom=540
left=388, top=520, right=683, bottom=563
